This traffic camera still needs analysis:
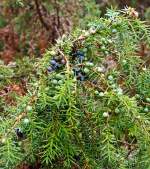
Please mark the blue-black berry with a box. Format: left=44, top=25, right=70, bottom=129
left=14, top=128, right=25, bottom=139
left=61, top=59, right=66, bottom=64
left=47, top=66, right=53, bottom=72
left=50, top=59, right=57, bottom=65
left=77, top=73, right=85, bottom=81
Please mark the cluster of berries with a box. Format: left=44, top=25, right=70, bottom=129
left=107, top=75, right=123, bottom=95
left=71, top=50, right=95, bottom=81
left=51, top=74, right=65, bottom=85
left=47, top=50, right=89, bottom=82
left=47, top=56, right=66, bottom=72
left=94, top=90, right=105, bottom=97
left=135, top=95, right=150, bottom=113
left=100, top=37, right=114, bottom=55
left=71, top=50, right=85, bottom=63
left=73, top=68, right=87, bottom=81
left=47, top=49, right=95, bottom=82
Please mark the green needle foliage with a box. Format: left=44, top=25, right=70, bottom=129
left=0, top=8, right=150, bottom=169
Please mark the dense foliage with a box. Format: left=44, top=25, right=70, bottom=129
left=0, top=0, right=100, bottom=64
left=0, top=7, right=150, bottom=169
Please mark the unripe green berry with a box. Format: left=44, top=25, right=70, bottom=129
left=26, top=105, right=32, bottom=112
left=89, top=62, right=94, bottom=67
left=52, top=79, right=58, bottom=84
left=115, top=108, right=120, bottom=114
left=84, top=31, right=90, bottom=36
left=94, top=90, right=99, bottom=95
left=101, top=38, right=106, bottom=43
left=101, top=46, right=106, bottom=51
left=116, top=88, right=123, bottom=95
left=1, top=137, right=6, bottom=144
left=23, top=118, right=29, bottom=124
left=0, top=75, right=4, bottom=79
left=84, top=68, right=90, bottom=73
left=45, top=87, right=49, bottom=91
left=146, top=98, right=150, bottom=103
left=103, top=112, right=109, bottom=117
left=70, top=70, right=74, bottom=75
left=135, top=94, right=140, bottom=99
left=96, top=66, right=105, bottom=73
left=112, top=29, right=117, bottom=33
left=111, top=84, right=116, bottom=89
left=85, top=62, right=94, bottom=67
left=142, top=67, right=147, bottom=71
left=108, top=75, right=113, bottom=81
left=136, top=115, right=141, bottom=119
left=55, top=74, right=64, bottom=80
left=108, top=39, right=113, bottom=44
left=18, top=142, right=22, bottom=146
left=49, top=50, right=56, bottom=55
left=144, top=107, right=149, bottom=112
left=104, top=51, right=109, bottom=55
left=122, top=59, right=127, bottom=64
left=58, top=80, right=63, bottom=85
left=79, top=133, right=82, bottom=139
left=99, top=92, right=104, bottom=97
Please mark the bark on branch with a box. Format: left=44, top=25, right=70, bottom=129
left=34, top=0, right=49, bottom=31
